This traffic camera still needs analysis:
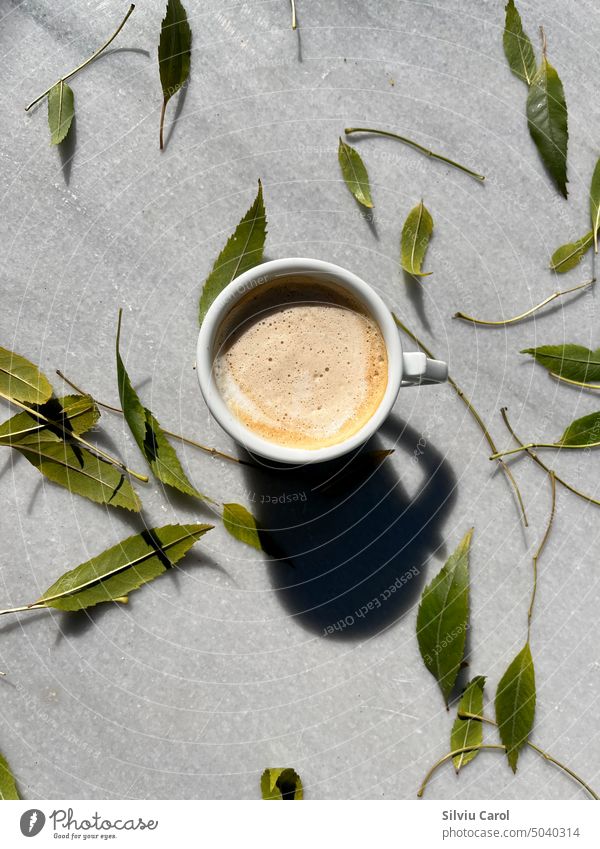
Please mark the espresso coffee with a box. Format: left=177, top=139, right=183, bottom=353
left=213, top=277, right=388, bottom=449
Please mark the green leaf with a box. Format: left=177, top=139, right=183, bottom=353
left=503, top=0, right=537, bottom=85
left=116, top=312, right=205, bottom=501
left=495, top=643, right=536, bottom=772
left=556, top=411, right=600, bottom=447
left=47, top=80, right=75, bottom=145
left=158, top=0, right=192, bottom=148
left=0, top=751, right=19, bottom=800
left=0, top=394, right=99, bottom=446
left=416, top=528, right=472, bottom=704
left=590, top=158, right=600, bottom=253
left=549, top=231, right=593, bottom=273
left=198, top=181, right=267, bottom=325
left=15, top=437, right=141, bottom=511
left=0, top=346, right=52, bottom=405
left=35, top=523, right=212, bottom=611
left=260, top=768, right=303, bottom=800
left=338, top=137, right=373, bottom=209
left=526, top=55, right=569, bottom=198
left=401, top=200, right=433, bottom=277
left=451, top=675, right=485, bottom=772
left=521, top=344, right=600, bottom=382
left=222, top=503, right=262, bottom=550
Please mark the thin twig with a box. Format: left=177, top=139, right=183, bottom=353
left=290, top=0, right=297, bottom=29
left=417, top=745, right=506, bottom=797
left=0, top=390, right=148, bottom=483
left=499, top=407, right=600, bottom=507
left=528, top=472, right=556, bottom=639
left=392, top=314, right=528, bottom=526
left=55, top=370, right=249, bottom=467
left=345, top=127, right=485, bottom=182
left=457, top=711, right=598, bottom=799
left=25, top=5, right=135, bottom=111
left=454, top=279, right=594, bottom=327
left=491, top=439, right=600, bottom=459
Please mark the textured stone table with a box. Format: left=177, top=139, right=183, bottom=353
left=1, top=0, right=599, bottom=800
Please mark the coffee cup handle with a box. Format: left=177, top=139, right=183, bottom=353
left=401, top=352, right=448, bottom=387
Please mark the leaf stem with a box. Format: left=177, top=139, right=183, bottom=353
left=55, top=370, right=248, bottom=467
left=25, top=4, right=136, bottom=111
left=528, top=472, right=555, bottom=639
left=392, top=314, right=528, bottom=526
left=491, top=438, right=600, bottom=459
left=290, top=0, right=297, bottom=29
left=0, top=390, right=148, bottom=483
left=159, top=97, right=168, bottom=151
left=417, top=745, right=506, bottom=797
left=345, top=127, right=485, bottom=182
left=499, top=407, right=600, bottom=508
left=457, top=712, right=598, bottom=799
left=454, top=279, right=595, bottom=327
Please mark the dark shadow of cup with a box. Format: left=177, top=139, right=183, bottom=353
left=242, top=413, right=457, bottom=639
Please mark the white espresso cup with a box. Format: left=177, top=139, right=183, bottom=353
left=196, top=258, right=447, bottom=464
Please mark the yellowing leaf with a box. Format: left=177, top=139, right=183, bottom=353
left=48, top=80, right=75, bottom=145
left=198, top=181, right=267, bottom=325
left=158, top=0, right=192, bottom=149
left=338, top=137, right=373, bottom=208
left=0, top=751, right=19, bottom=800
left=495, top=643, right=536, bottom=772
left=261, top=768, right=303, bottom=800
left=36, top=523, right=212, bottom=611
left=0, top=346, right=52, bottom=405
left=0, top=394, right=99, bottom=446
left=526, top=55, right=568, bottom=198
left=451, top=676, right=485, bottom=772
left=503, top=0, right=536, bottom=86
left=401, top=201, right=433, bottom=277
left=222, top=503, right=262, bottom=550
left=416, top=529, right=472, bottom=704
left=15, top=437, right=141, bottom=512
left=549, top=232, right=593, bottom=273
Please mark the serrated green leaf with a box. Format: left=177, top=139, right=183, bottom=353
left=451, top=675, right=485, bottom=772
left=495, top=643, right=536, bottom=772
left=549, top=231, right=593, bottom=273
left=35, top=523, right=212, bottom=611
left=503, top=0, right=536, bottom=86
left=116, top=312, right=206, bottom=501
left=521, top=344, right=600, bottom=382
left=338, top=137, right=373, bottom=209
left=158, top=0, right=191, bottom=148
left=556, top=411, right=600, bottom=447
left=15, top=437, right=141, bottom=511
left=260, top=768, right=303, bottom=800
left=526, top=56, right=568, bottom=198
left=401, top=201, right=433, bottom=277
left=416, top=528, right=472, bottom=704
left=222, top=503, right=262, bottom=550
left=48, top=80, right=74, bottom=145
left=590, top=158, right=600, bottom=253
left=0, top=394, right=99, bottom=446
left=0, top=751, right=19, bottom=800
left=198, top=181, right=267, bottom=325
left=0, top=346, right=52, bottom=405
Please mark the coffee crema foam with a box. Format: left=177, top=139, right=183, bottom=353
left=213, top=277, right=388, bottom=449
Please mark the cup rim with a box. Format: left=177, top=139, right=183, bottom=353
left=196, top=258, right=403, bottom=464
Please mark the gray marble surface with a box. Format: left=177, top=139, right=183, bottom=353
left=1, top=0, right=599, bottom=800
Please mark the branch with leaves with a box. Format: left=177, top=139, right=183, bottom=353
left=25, top=4, right=135, bottom=146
